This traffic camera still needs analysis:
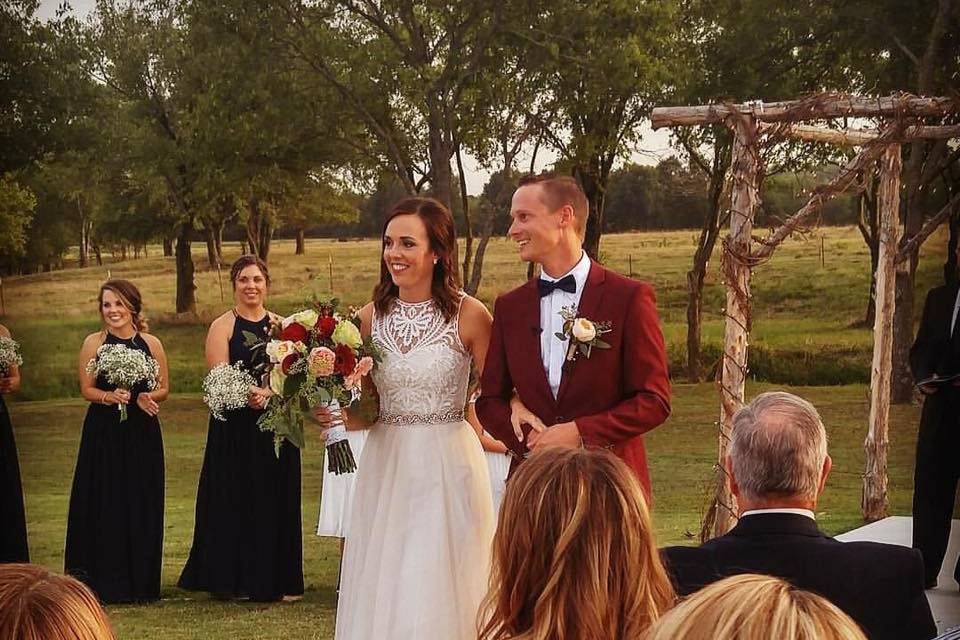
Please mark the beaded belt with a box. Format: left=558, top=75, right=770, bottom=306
left=379, top=409, right=466, bottom=426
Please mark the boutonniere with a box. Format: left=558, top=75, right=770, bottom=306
left=556, top=306, right=612, bottom=362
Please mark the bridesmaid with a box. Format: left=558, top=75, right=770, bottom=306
left=0, top=323, right=28, bottom=563
left=178, top=255, right=303, bottom=602
left=65, top=280, right=168, bottom=603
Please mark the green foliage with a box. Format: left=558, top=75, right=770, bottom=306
left=0, top=174, right=36, bottom=260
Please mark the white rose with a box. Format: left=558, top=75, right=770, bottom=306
left=291, top=309, right=319, bottom=329
left=265, top=339, right=297, bottom=363
left=571, top=318, right=597, bottom=342
left=269, top=366, right=287, bottom=395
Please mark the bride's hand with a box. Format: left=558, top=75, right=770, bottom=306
left=509, top=396, right=545, bottom=443
left=312, top=404, right=334, bottom=428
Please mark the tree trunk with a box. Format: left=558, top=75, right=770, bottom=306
left=456, top=143, right=473, bottom=284
left=686, top=145, right=729, bottom=381
left=214, top=222, right=224, bottom=262
left=205, top=225, right=218, bottom=267
left=175, top=224, right=197, bottom=315
left=863, top=144, right=901, bottom=522
left=426, top=99, right=457, bottom=279
left=578, top=166, right=605, bottom=260
left=77, top=196, right=88, bottom=268
left=246, top=198, right=274, bottom=263
left=93, top=244, right=103, bottom=266
left=466, top=208, right=496, bottom=296
left=295, top=228, right=306, bottom=255
left=706, top=115, right=759, bottom=541
left=162, top=237, right=174, bottom=257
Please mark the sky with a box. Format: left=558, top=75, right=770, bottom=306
left=38, top=0, right=678, bottom=195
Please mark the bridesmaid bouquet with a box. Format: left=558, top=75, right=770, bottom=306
left=85, top=343, right=160, bottom=422
left=202, top=362, right=256, bottom=421
left=0, top=336, right=23, bottom=376
left=245, top=298, right=380, bottom=473
left=0, top=336, right=22, bottom=415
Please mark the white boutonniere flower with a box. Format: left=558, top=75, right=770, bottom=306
left=556, top=306, right=612, bottom=362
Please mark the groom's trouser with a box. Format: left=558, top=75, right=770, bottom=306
left=912, top=394, right=960, bottom=586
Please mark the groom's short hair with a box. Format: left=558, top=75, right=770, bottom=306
left=518, top=172, right=589, bottom=238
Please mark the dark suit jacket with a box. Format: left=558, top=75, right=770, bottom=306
left=911, top=283, right=960, bottom=439
left=475, top=260, right=670, bottom=496
left=662, top=513, right=937, bottom=640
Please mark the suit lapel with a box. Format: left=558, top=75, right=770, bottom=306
left=556, top=261, right=606, bottom=405
left=517, top=278, right=556, bottom=408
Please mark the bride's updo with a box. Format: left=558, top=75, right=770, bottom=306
left=373, top=197, right=461, bottom=322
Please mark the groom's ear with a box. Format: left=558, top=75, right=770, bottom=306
left=556, top=203, right=575, bottom=229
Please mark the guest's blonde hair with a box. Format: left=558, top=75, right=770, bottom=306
left=0, top=564, right=115, bottom=640
left=479, top=448, right=675, bottom=640
left=641, top=574, right=867, bottom=640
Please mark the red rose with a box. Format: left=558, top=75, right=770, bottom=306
left=334, top=344, right=356, bottom=376
left=316, top=315, right=338, bottom=340
left=279, top=322, right=308, bottom=343
left=281, top=352, right=300, bottom=374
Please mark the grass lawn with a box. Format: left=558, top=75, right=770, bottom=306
left=2, top=226, right=956, bottom=638
left=12, top=382, right=929, bottom=639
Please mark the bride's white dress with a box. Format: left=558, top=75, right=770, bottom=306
left=334, top=297, right=495, bottom=640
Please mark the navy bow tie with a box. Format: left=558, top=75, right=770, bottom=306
left=538, top=274, right=576, bottom=297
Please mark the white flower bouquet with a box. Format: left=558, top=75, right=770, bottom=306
left=85, top=343, right=160, bottom=421
left=202, top=362, right=257, bottom=421
left=0, top=336, right=23, bottom=376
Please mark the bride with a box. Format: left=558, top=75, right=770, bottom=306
left=326, top=197, right=495, bottom=640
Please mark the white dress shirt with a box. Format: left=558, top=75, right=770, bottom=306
left=539, top=252, right=592, bottom=398
left=740, top=508, right=816, bottom=520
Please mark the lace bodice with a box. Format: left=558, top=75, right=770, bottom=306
left=372, top=297, right=471, bottom=425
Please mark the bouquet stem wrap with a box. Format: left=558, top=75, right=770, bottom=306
left=324, top=398, right=356, bottom=475
left=117, top=388, right=128, bottom=422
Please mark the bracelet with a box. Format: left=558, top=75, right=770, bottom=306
left=101, top=392, right=108, bottom=405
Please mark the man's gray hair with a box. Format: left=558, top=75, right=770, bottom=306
left=729, top=391, right=828, bottom=501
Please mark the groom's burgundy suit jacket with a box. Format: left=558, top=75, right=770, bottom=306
left=476, top=260, right=671, bottom=496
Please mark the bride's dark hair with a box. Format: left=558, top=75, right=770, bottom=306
left=373, top=197, right=461, bottom=322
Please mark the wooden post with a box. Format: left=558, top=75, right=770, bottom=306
left=328, top=252, right=334, bottom=294
left=863, top=144, right=901, bottom=521
left=712, top=114, right=760, bottom=539
left=820, top=236, right=825, bottom=268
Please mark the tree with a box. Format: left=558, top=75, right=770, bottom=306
left=518, top=0, right=677, bottom=259
left=282, top=174, right=358, bottom=255
left=670, top=0, right=858, bottom=381
left=0, top=175, right=36, bottom=264
left=272, top=0, right=510, bottom=277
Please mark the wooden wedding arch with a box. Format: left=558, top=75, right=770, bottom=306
left=651, top=93, right=960, bottom=538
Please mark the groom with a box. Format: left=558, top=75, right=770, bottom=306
left=476, top=173, right=671, bottom=496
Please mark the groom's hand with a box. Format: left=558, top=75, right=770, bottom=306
left=527, top=421, right=582, bottom=451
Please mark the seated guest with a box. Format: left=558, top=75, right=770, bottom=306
left=0, top=563, right=115, bottom=640
left=662, top=391, right=936, bottom=640
left=642, top=574, right=867, bottom=640
left=479, top=447, right=675, bottom=640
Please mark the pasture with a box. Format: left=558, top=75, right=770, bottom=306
left=2, top=227, right=952, bottom=638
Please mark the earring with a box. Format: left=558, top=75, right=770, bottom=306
left=433, top=258, right=438, bottom=265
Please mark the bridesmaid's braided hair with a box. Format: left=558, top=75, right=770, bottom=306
left=98, top=279, right=149, bottom=333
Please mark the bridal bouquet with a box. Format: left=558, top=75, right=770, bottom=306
left=0, top=336, right=23, bottom=376
left=202, top=362, right=257, bottom=421
left=245, top=298, right=380, bottom=473
left=85, top=343, right=160, bottom=421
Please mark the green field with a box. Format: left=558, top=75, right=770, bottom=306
left=2, top=227, right=953, bottom=639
